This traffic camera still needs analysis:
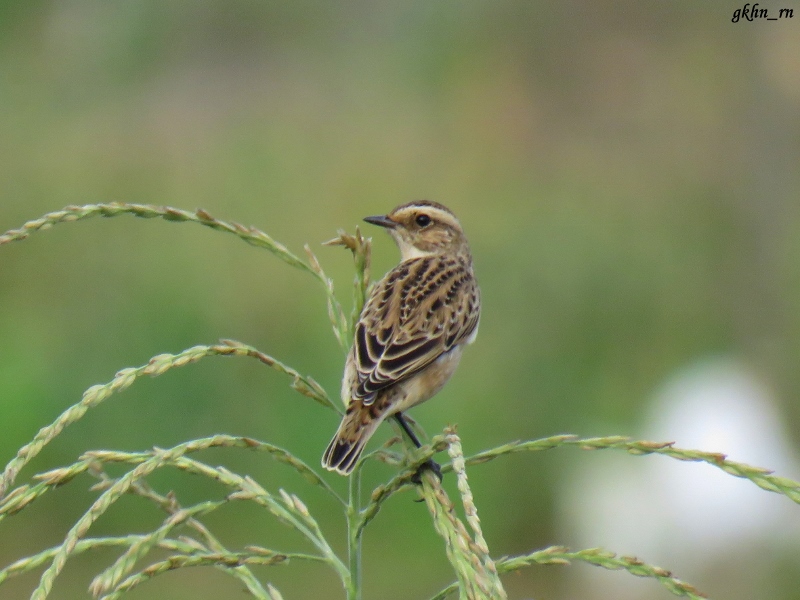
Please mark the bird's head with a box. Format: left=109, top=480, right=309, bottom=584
left=364, top=201, right=468, bottom=260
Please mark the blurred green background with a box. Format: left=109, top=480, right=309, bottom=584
left=2, top=1, right=800, bottom=599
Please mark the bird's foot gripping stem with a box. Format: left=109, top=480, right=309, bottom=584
left=411, top=458, right=443, bottom=485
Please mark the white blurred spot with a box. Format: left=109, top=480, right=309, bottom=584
left=558, top=358, right=800, bottom=599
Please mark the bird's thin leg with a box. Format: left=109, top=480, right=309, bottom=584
left=394, top=413, right=442, bottom=482
left=393, top=413, right=423, bottom=447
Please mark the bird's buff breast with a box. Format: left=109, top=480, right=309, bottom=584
left=388, top=345, right=465, bottom=414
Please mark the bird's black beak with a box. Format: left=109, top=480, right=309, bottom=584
left=363, top=215, right=397, bottom=229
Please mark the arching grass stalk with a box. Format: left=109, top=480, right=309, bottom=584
left=0, top=203, right=350, bottom=350
left=4, top=205, right=800, bottom=599
left=429, top=545, right=708, bottom=600
left=460, top=434, right=800, bottom=506
left=27, top=437, right=349, bottom=600
left=1, top=435, right=346, bottom=598
left=0, top=340, right=337, bottom=499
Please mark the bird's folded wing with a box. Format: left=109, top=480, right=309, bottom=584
left=350, top=256, right=479, bottom=403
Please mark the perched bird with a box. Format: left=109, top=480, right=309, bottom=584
left=322, top=201, right=480, bottom=476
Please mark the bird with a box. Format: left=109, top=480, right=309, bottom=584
left=322, top=200, right=480, bottom=476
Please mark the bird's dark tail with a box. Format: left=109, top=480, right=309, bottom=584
left=322, top=409, right=383, bottom=475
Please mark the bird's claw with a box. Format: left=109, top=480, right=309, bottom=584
left=411, top=458, right=443, bottom=486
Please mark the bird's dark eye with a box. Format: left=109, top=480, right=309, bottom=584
left=415, top=214, right=431, bottom=227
